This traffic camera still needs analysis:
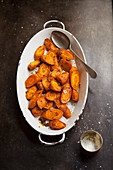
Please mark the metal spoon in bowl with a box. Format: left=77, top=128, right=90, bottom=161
left=51, top=31, right=97, bottom=78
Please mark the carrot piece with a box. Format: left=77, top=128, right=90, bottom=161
left=28, top=90, right=43, bottom=109
left=50, top=79, right=62, bottom=92
left=50, top=64, right=62, bottom=71
left=56, top=72, right=69, bottom=85
left=25, top=74, right=40, bottom=88
left=42, top=77, right=50, bottom=92
left=37, top=95, right=47, bottom=109
left=36, top=81, right=44, bottom=92
left=44, top=38, right=58, bottom=53
left=41, top=108, right=63, bottom=120
left=34, top=45, right=46, bottom=60
left=57, top=49, right=75, bottom=60
left=50, top=68, right=61, bottom=79
left=46, top=91, right=60, bottom=101
left=31, top=107, right=43, bottom=117
left=28, top=60, right=40, bottom=70
left=41, top=51, right=58, bottom=66
left=70, top=66, right=78, bottom=75
left=59, top=59, right=72, bottom=72
left=47, top=51, right=58, bottom=66
left=37, top=63, right=50, bottom=77
left=54, top=98, right=71, bottom=119
left=37, top=95, right=53, bottom=110
left=41, top=55, right=54, bottom=65
left=72, top=90, right=79, bottom=101
left=61, top=83, right=72, bottom=103
left=70, top=67, right=80, bottom=90
left=59, top=104, right=71, bottom=119
left=49, top=120, right=66, bottom=130
left=44, top=100, right=53, bottom=109
left=48, top=76, right=55, bottom=82
left=26, top=86, right=37, bottom=100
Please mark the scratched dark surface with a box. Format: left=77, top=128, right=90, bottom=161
left=0, top=0, right=113, bottom=170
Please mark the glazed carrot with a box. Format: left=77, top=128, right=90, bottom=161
left=26, top=86, right=37, bottom=100
left=50, top=65, right=63, bottom=72
left=70, top=67, right=80, bottom=90
left=70, top=66, right=78, bottom=75
left=50, top=79, right=62, bottom=92
left=44, top=100, right=53, bottom=109
left=48, top=76, right=55, bottom=82
left=56, top=72, right=69, bottom=85
left=59, top=104, right=71, bottom=119
left=47, top=51, right=58, bottom=66
left=28, top=90, right=43, bottom=109
left=36, top=81, right=44, bottom=92
left=25, top=74, right=40, bottom=88
left=31, top=107, right=43, bottom=117
left=44, top=38, right=58, bottom=53
left=34, top=45, right=46, bottom=60
left=72, top=89, right=79, bottom=101
left=61, top=83, right=72, bottom=103
left=37, top=95, right=47, bottom=109
left=46, top=91, right=60, bottom=101
left=28, top=60, right=40, bottom=70
left=41, top=51, right=57, bottom=65
left=37, top=95, right=53, bottom=109
left=59, top=58, right=72, bottom=72
left=37, top=63, right=50, bottom=77
left=57, top=49, right=75, bottom=60
left=42, top=77, right=50, bottom=92
left=49, top=120, right=66, bottom=130
left=41, top=109, right=63, bottom=120
left=54, top=97, right=71, bottom=119
left=50, top=68, right=61, bottom=79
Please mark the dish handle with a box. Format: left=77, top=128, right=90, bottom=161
left=43, top=20, right=65, bottom=30
left=38, top=133, right=65, bottom=146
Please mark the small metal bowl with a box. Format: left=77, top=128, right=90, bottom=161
left=80, top=130, right=103, bottom=156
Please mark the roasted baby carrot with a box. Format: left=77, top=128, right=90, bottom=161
left=34, top=45, right=46, bottom=60
left=37, top=63, right=50, bottom=77
left=31, top=107, right=43, bottom=117
left=26, top=86, right=37, bottom=100
left=41, top=108, right=63, bottom=120
left=54, top=98, right=71, bottom=119
left=46, top=91, right=60, bottom=101
left=36, top=81, right=44, bottom=92
left=44, top=100, right=53, bottom=109
left=56, top=72, right=69, bottom=85
left=50, top=68, right=61, bottom=79
left=28, top=60, right=40, bottom=70
left=28, top=90, right=43, bottom=109
left=72, top=89, right=79, bottom=101
left=37, top=95, right=47, bottom=109
left=61, top=83, right=72, bottom=103
left=25, top=74, right=40, bottom=88
left=49, top=120, right=66, bottom=130
left=41, top=51, right=57, bottom=65
left=42, top=77, right=50, bottom=92
left=70, top=67, right=80, bottom=90
left=50, top=79, right=62, bottom=92
left=44, top=38, right=58, bottom=53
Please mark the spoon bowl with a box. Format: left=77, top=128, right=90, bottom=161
left=51, top=31, right=97, bottom=79
left=51, top=31, right=69, bottom=49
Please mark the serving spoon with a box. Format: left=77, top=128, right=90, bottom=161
left=51, top=31, right=97, bottom=78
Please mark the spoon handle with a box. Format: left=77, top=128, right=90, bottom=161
left=70, top=47, right=97, bottom=78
